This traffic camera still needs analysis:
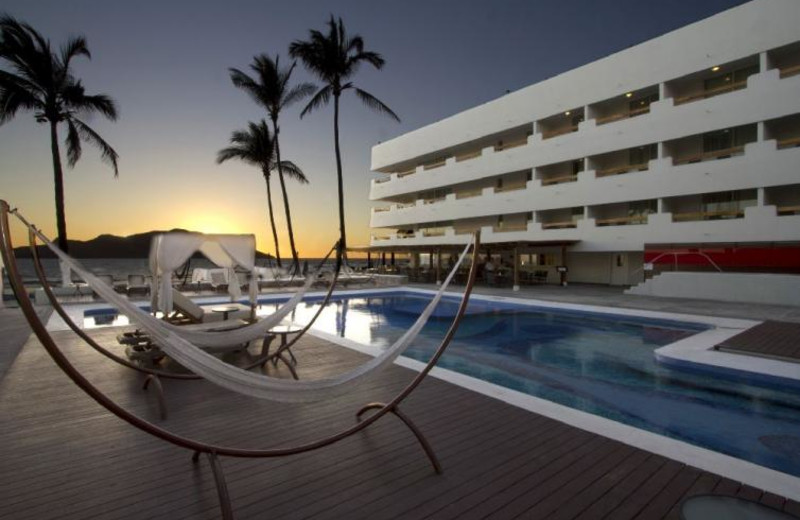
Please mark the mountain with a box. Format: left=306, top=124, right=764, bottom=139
left=14, top=230, right=274, bottom=259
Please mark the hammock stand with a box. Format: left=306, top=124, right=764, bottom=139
left=23, top=225, right=343, bottom=419
left=0, top=200, right=480, bottom=520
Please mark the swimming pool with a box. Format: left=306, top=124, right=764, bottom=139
left=255, top=291, right=800, bottom=479
left=84, top=290, right=800, bottom=479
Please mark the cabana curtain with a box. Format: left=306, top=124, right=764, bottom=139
left=149, top=233, right=259, bottom=313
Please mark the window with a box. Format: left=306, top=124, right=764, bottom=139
left=629, top=92, right=659, bottom=113
left=629, top=144, right=657, bottom=165
left=704, top=64, right=759, bottom=93
left=701, top=190, right=756, bottom=217
left=628, top=200, right=657, bottom=217
left=703, top=124, right=757, bottom=153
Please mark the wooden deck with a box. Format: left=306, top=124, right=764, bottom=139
left=716, top=320, right=800, bottom=363
left=1, top=325, right=799, bottom=519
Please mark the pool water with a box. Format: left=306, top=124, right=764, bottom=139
left=257, top=293, right=800, bottom=478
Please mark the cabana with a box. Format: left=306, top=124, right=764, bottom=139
left=149, top=232, right=259, bottom=315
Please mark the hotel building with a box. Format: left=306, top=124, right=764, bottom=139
left=366, top=0, right=800, bottom=288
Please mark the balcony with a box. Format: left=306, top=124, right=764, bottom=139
left=766, top=184, right=800, bottom=217
left=672, top=209, right=745, bottom=222
left=672, top=145, right=745, bottom=166
left=536, top=159, right=582, bottom=186
left=769, top=41, right=800, bottom=79
left=591, top=86, right=658, bottom=127
left=667, top=56, right=759, bottom=106
left=595, top=215, right=650, bottom=227
left=538, top=108, right=584, bottom=140
left=765, top=113, right=800, bottom=150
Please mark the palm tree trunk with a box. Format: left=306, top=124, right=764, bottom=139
left=333, top=93, right=346, bottom=257
left=263, top=172, right=282, bottom=268
left=49, top=121, right=69, bottom=254
left=272, top=121, right=300, bottom=273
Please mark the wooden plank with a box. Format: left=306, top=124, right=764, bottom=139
left=663, top=472, right=720, bottom=519
left=631, top=465, right=702, bottom=519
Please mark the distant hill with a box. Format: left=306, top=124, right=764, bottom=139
left=14, top=230, right=273, bottom=259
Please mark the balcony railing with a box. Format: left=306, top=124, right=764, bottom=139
left=422, top=160, right=446, bottom=171
left=595, top=105, right=651, bottom=126
left=423, top=197, right=446, bottom=205
left=422, top=228, right=446, bottom=237
left=373, top=207, right=390, bottom=213
left=541, top=221, right=578, bottom=229
left=455, top=150, right=482, bottom=162
left=494, top=184, right=527, bottom=194
left=492, top=223, right=529, bottom=233
left=673, top=79, right=748, bottom=105
left=374, top=176, right=391, bottom=184
left=779, top=64, right=800, bottom=79
left=455, top=189, right=482, bottom=200
left=373, top=235, right=391, bottom=241
left=596, top=162, right=649, bottom=178
left=672, top=209, right=745, bottom=222
left=596, top=215, right=650, bottom=226
left=495, top=137, right=528, bottom=152
left=541, top=125, right=579, bottom=140
left=777, top=205, right=800, bottom=216
left=541, top=174, right=578, bottom=186
left=673, top=145, right=745, bottom=165
left=777, top=136, right=800, bottom=149
left=397, top=202, right=416, bottom=209
left=397, top=168, right=416, bottom=178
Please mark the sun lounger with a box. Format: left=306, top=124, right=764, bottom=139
left=170, top=288, right=251, bottom=324
left=126, top=274, right=150, bottom=296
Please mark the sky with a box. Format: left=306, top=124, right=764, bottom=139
left=0, top=0, right=746, bottom=257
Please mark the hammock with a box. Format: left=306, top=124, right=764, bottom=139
left=21, top=212, right=475, bottom=403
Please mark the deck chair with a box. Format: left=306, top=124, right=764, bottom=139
left=170, top=288, right=251, bottom=324
left=209, top=270, right=228, bottom=293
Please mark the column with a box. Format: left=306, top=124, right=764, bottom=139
left=367, top=251, right=372, bottom=269
left=513, top=246, right=520, bottom=292
left=757, top=121, right=765, bottom=142
left=757, top=187, right=765, bottom=206
left=435, top=249, right=442, bottom=285
left=560, top=244, right=568, bottom=287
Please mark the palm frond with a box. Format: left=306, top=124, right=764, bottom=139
left=354, top=88, right=400, bottom=122
left=299, top=84, right=332, bottom=118
left=0, top=71, right=43, bottom=123
left=59, top=36, right=90, bottom=70
left=71, top=117, right=119, bottom=176
left=276, top=160, right=309, bottom=184
left=65, top=119, right=82, bottom=167
left=281, top=81, right=316, bottom=109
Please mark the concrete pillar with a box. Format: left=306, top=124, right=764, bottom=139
left=560, top=244, right=568, bottom=287
left=390, top=252, right=395, bottom=266
left=657, top=198, right=665, bottom=213
left=658, top=82, right=667, bottom=101
left=760, top=51, right=770, bottom=72
left=757, top=121, right=765, bottom=142
left=657, top=141, right=665, bottom=159
left=513, top=247, right=520, bottom=292
left=367, top=251, right=372, bottom=269
left=757, top=187, right=765, bottom=206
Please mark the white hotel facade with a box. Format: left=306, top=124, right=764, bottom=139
left=366, top=0, right=800, bottom=287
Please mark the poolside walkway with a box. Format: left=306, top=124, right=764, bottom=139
left=1, top=323, right=799, bottom=519
left=717, top=321, right=800, bottom=363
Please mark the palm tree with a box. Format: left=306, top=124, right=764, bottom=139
left=0, top=14, right=119, bottom=253
left=289, top=16, right=399, bottom=253
left=216, top=120, right=308, bottom=268
left=228, top=54, right=314, bottom=272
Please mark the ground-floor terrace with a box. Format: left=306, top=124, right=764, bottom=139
left=1, top=285, right=800, bottom=519
left=353, top=240, right=800, bottom=288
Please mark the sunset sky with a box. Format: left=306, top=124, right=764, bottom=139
left=0, top=0, right=743, bottom=257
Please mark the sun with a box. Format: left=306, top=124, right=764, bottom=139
left=176, top=212, right=243, bottom=235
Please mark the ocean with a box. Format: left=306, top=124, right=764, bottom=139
left=7, top=257, right=369, bottom=287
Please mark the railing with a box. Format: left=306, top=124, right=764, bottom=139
left=373, top=235, right=391, bottom=241
left=779, top=64, right=800, bottom=79
left=541, top=221, right=578, bottom=229
left=492, top=224, right=529, bottom=233
left=540, top=174, right=578, bottom=186
left=673, top=145, right=745, bottom=165
left=494, top=137, right=528, bottom=152
left=374, top=176, right=391, bottom=184
left=596, top=162, right=649, bottom=178
left=494, top=184, right=527, bottom=194
left=397, top=232, right=417, bottom=239
left=455, top=190, right=482, bottom=200
left=397, top=201, right=416, bottom=209
left=422, top=160, right=446, bottom=171
left=672, top=209, right=745, bottom=222
left=541, top=125, right=579, bottom=140
left=777, top=205, right=800, bottom=216
left=595, top=105, right=651, bottom=126
left=777, top=136, right=800, bottom=149
left=596, top=214, right=650, bottom=226
left=373, top=207, right=391, bottom=213
left=423, top=197, right=446, bottom=205
left=455, top=150, right=482, bottom=162
left=673, top=79, right=748, bottom=105
left=397, top=169, right=416, bottom=178
left=422, top=228, right=446, bottom=237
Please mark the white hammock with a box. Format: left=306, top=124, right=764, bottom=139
left=26, top=217, right=475, bottom=403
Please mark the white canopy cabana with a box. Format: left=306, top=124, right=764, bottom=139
left=149, top=232, right=258, bottom=313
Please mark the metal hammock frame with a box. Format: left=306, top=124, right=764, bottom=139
left=0, top=200, right=480, bottom=519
